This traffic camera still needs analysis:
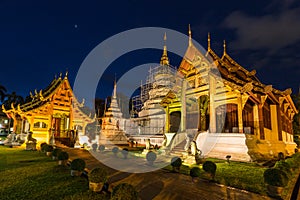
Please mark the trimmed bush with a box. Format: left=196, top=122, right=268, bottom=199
left=70, top=158, right=86, bottom=171
left=122, top=148, right=129, bottom=159
left=111, top=183, right=138, bottom=200
left=98, top=145, right=105, bottom=152
left=264, top=168, right=288, bottom=187
left=52, top=148, right=62, bottom=157
left=190, top=167, right=201, bottom=177
left=285, top=158, right=298, bottom=169
left=91, top=143, right=98, bottom=151
left=44, top=145, right=54, bottom=152
left=203, top=161, right=217, bottom=179
left=171, top=157, right=182, bottom=172
left=146, top=151, right=157, bottom=164
left=40, top=142, right=47, bottom=152
left=88, top=167, right=108, bottom=183
left=112, top=147, right=119, bottom=156
left=57, top=151, right=69, bottom=160
left=274, top=160, right=291, bottom=176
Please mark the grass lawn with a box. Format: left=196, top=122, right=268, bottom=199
left=0, top=146, right=109, bottom=200
left=163, top=158, right=267, bottom=195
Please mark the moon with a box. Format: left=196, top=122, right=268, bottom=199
left=74, top=24, right=78, bottom=29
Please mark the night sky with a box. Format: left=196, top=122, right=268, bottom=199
left=1, top=0, right=300, bottom=107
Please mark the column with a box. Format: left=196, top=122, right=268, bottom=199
left=253, top=105, right=260, bottom=136
left=237, top=96, right=243, bottom=133
left=165, top=105, right=170, bottom=133
left=209, top=76, right=216, bottom=133
left=258, top=105, right=265, bottom=140
left=180, top=80, right=186, bottom=132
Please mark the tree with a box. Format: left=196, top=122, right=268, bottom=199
left=3, top=91, right=24, bottom=109
left=0, top=84, right=7, bottom=103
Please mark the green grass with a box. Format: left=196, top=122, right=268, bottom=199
left=163, top=159, right=267, bottom=195
left=0, top=146, right=109, bottom=200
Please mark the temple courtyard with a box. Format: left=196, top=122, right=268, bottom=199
left=1, top=144, right=299, bottom=200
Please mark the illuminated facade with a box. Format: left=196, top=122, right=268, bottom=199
left=2, top=73, right=95, bottom=144
left=160, top=28, right=298, bottom=161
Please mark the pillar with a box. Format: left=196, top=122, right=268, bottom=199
left=237, top=97, right=244, bottom=133
left=209, top=76, right=216, bottom=133
left=180, top=80, right=186, bottom=132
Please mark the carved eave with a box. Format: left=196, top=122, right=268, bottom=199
left=160, top=90, right=178, bottom=107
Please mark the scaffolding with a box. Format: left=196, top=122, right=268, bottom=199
left=131, top=64, right=177, bottom=113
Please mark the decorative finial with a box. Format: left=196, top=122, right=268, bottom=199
left=208, top=32, right=211, bottom=50
left=188, top=24, right=192, bottom=46
left=113, top=78, right=117, bottom=98
left=160, top=32, right=169, bottom=66
left=65, top=70, right=68, bottom=77
left=223, top=40, right=227, bottom=55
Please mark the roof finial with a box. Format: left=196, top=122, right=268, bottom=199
left=223, top=40, right=227, bottom=55
left=208, top=32, right=211, bottom=50
left=160, top=32, right=169, bottom=66
left=113, top=77, right=117, bottom=98
left=188, top=24, right=192, bottom=46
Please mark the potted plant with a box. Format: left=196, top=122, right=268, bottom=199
left=44, top=145, right=54, bottom=157
left=52, top=148, right=62, bottom=160
left=57, top=151, right=69, bottom=166
left=146, top=151, right=157, bottom=166
left=264, top=168, right=288, bottom=197
left=112, top=147, right=119, bottom=157
left=190, top=167, right=201, bottom=182
left=121, top=148, right=129, bottom=159
left=111, top=183, right=138, bottom=200
left=70, top=158, right=86, bottom=176
left=88, top=167, right=108, bottom=192
left=171, top=156, right=182, bottom=173
left=202, top=161, right=217, bottom=181
left=91, top=143, right=98, bottom=152
left=98, top=144, right=105, bottom=152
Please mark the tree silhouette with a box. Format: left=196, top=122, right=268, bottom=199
left=0, top=84, right=7, bottom=103
left=3, top=91, right=24, bottom=109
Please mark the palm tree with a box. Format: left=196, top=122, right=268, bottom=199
left=0, top=84, right=7, bottom=103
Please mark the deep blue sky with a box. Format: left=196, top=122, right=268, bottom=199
left=1, top=0, right=300, bottom=107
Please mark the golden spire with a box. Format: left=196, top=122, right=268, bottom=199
left=113, top=77, right=117, bottom=98
left=160, top=32, right=169, bottom=66
left=188, top=24, right=192, bottom=46
left=223, top=40, right=227, bottom=55
left=208, top=32, right=211, bottom=51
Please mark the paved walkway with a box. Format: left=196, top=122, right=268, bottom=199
left=63, top=147, right=274, bottom=200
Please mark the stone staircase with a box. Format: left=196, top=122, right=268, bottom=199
left=170, top=141, right=188, bottom=158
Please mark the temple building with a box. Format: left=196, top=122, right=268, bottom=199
left=99, top=80, right=128, bottom=145
left=2, top=73, right=95, bottom=144
left=160, top=27, right=298, bottom=161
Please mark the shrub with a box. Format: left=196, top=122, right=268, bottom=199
left=112, top=147, right=119, bottom=156
left=57, top=151, right=69, bottom=160
left=88, top=167, right=108, bottom=183
left=52, top=148, right=62, bottom=157
left=40, top=142, right=47, bottom=151
left=171, top=156, right=182, bottom=170
left=203, top=161, right=217, bottom=179
left=91, top=143, right=98, bottom=151
left=285, top=158, right=298, bottom=169
left=146, top=151, right=157, bottom=162
left=278, top=152, right=285, bottom=160
left=44, top=145, right=54, bottom=152
left=264, top=168, right=288, bottom=187
left=274, top=160, right=291, bottom=176
left=190, top=167, right=201, bottom=177
left=98, top=145, right=105, bottom=152
left=111, top=183, right=138, bottom=200
left=70, top=158, right=86, bottom=171
left=122, top=148, right=129, bottom=159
